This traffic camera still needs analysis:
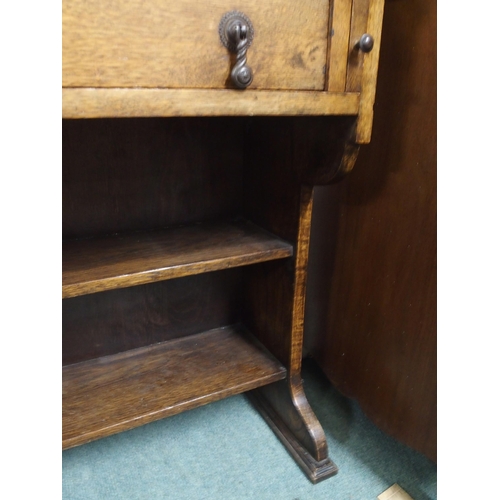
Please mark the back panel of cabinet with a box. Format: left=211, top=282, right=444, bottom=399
left=63, top=118, right=245, bottom=239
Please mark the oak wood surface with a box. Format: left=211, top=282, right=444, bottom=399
left=290, top=116, right=358, bottom=184
left=63, top=220, right=293, bottom=298
left=60, top=0, right=385, bottom=482
left=63, top=0, right=329, bottom=91
left=241, top=117, right=302, bottom=367
left=344, top=0, right=385, bottom=142
left=355, top=0, right=385, bottom=143
left=289, top=187, right=314, bottom=377
left=63, top=325, right=286, bottom=449
left=63, top=270, right=242, bottom=365
left=345, top=0, right=370, bottom=92
left=254, top=187, right=329, bottom=460
left=62, top=89, right=360, bottom=119
left=247, top=186, right=335, bottom=481
left=63, top=117, right=245, bottom=239
left=248, top=389, right=337, bottom=483
left=234, top=123, right=333, bottom=476
left=327, top=0, right=353, bottom=91
left=240, top=115, right=351, bottom=364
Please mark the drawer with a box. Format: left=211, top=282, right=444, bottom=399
left=62, top=0, right=336, bottom=91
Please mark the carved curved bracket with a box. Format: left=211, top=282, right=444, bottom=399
left=292, top=117, right=361, bottom=186
left=301, top=139, right=360, bottom=185
left=249, top=379, right=338, bottom=483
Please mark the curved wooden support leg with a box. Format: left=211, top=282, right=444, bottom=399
left=249, top=186, right=337, bottom=483
left=248, top=379, right=338, bottom=483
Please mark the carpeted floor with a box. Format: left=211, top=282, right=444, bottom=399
left=62, top=360, right=437, bottom=500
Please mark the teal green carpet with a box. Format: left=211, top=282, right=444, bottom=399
left=62, top=361, right=437, bottom=499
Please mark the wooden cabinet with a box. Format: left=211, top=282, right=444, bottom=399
left=62, top=0, right=385, bottom=483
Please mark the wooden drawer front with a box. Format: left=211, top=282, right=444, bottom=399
left=63, top=0, right=331, bottom=91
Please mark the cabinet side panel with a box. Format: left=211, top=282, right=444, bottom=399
left=240, top=116, right=355, bottom=366
left=242, top=117, right=301, bottom=243
left=62, top=118, right=245, bottom=239
left=241, top=117, right=302, bottom=366
left=241, top=261, right=293, bottom=367
left=63, top=269, right=243, bottom=365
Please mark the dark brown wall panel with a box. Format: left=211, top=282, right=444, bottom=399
left=304, top=0, right=437, bottom=461
left=63, top=117, right=245, bottom=239
left=63, top=269, right=243, bottom=365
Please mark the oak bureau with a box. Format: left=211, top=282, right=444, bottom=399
left=62, top=0, right=385, bottom=483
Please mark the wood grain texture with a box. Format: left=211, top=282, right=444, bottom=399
left=63, top=220, right=293, bottom=298
left=63, top=325, right=287, bottom=449
left=237, top=129, right=334, bottom=470
left=239, top=119, right=350, bottom=478
left=242, top=117, right=303, bottom=244
left=248, top=186, right=333, bottom=478
left=60, top=0, right=386, bottom=481
left=63, top=269, right=242, bottom=365
left=241, top=116, right=302, bottom=367
left=291, top=116, right=359, bottom=184
left=305, top=0, right=436, bottom=461
left=275, top=187, right=330, bottom=463
left=326, top=0, right=353, bottom=91
left=248, top=389, right=338, bottom=483
left=355, top=0, right=385, bottom=143
left=345, top=0, right=370, bottom=92
left=289, top=186, right=314, bottom=376
left=63, top=117, right=245, bottom=239
left=62, top=89, right=360, bottom=119
left=242, top=261, right=294, bottom=368
left=63, top=0, right=329, bottom=90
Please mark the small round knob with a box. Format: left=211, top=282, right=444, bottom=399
left=357, top=33, right=374, bottom=53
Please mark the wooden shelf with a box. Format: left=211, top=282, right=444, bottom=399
left=62, top=325, right=286, bottom=449
left=62, top=219, right=293, bottom=298
left=62, top=88, right=360, bottom=119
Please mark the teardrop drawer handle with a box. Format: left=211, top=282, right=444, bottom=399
left=219, top=11, right=254, bottom=89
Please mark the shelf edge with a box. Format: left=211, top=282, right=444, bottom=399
left=63, top=248, right=292, bottom=299
left=62, top=88, right=360, bottom=119
left=63, top=371, right=285, bottom=450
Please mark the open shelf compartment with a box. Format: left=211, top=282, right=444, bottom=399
left=63, top=219, right=293, bottom=298
left=62, top=324, right=287, bottom=449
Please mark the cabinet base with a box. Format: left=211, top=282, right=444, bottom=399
left=248, top=390, right=338, bottom=484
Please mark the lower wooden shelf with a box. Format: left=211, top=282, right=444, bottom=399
left=62, top=324, right=286, bottom=449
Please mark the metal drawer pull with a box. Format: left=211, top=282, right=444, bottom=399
left=219, top=11, right=254, bottom=89
left=356, top=33, right=375, bottom=53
